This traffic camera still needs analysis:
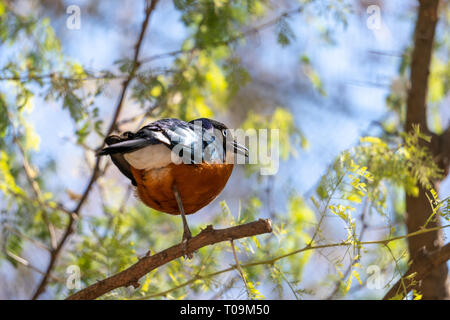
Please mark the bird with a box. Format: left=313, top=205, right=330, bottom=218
left=97, top=118, right=248, bottom=258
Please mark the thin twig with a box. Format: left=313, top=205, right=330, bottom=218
left=325, top=198, right=369, bottom=299
left=230, top=240, right=250, bottom=298
left=3, top=225, right=51, bottom=252
left=139, top=5, right=304, bottom=64
left=210, top=276, right=239, bottom=300
left=5, top=250, right=64, bottom=283
left=5, top=110, right=58, bottom=250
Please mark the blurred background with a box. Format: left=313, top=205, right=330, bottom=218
left=0, top=0, right=449, bottom=300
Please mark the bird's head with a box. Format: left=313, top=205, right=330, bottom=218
left=189, top=118, right=249, bottom=162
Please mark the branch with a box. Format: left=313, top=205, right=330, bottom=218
left=230, top=239, right=250, bottom=298
left=383, top=243, right=450, bottom=300
left=5, top=250, right=64, bottom=283
left=139, top=5, right=304, bottom=64
left=0, top=72, right=123, bottom=82
left=66, top=219, right=273, bottom=300
left=136, top=224, right=450, bottom=300
left=431, top=126, right=450, bottom=176
left=30, top=0, right=160, bottom=300
left=403, top=0, right=448, bottom=299
left=6, top=111, right=58, bottom=250
left=405, top=0, right=439, bottom=133
left=325, top=199, right=370, bottom=299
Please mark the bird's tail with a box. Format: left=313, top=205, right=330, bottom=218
left=97, top=136, right=149, bottom=156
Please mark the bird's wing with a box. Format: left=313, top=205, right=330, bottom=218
left=97, top=135, right=139, bottom=186
left=139, top=118, right=223, bottom=164
left=97, top=119, right=204, bottom=185
left=141, top=118, right=211, bottom=164
left=97, top=119, right=184, bottom=157
left=110, top=153, right=137, bottom=186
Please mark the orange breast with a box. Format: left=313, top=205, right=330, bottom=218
left=130, top=163, right=234, bottom=215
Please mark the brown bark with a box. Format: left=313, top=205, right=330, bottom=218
left=383, top=244, right=450, bottom=300
left=66, top=219, right=273, bottom=300
left=404, top=0, right=449, bottom=299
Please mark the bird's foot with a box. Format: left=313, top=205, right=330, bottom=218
left=181, top=230, right=193, bottom=260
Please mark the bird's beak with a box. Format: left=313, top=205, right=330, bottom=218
left=229, top=140, right=249, bottom=158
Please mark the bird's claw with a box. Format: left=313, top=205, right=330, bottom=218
left=181, top=232, right=193, bottom=260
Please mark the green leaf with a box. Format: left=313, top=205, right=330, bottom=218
left=0, top=95, right=8, bottom=138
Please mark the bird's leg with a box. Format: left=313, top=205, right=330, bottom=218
left=172, top=184, right=193, bottom=259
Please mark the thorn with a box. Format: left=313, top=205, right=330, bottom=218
left=138, top=249, right=151, bottom=260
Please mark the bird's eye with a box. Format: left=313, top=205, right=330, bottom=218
left=122, top=131, right=134, bottom=139
left=222, top=129, right=227, bottom=137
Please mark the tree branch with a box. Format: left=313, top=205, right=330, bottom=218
left=432, top=126, right=450, bottom=176
left=66, top=219, right=273, bottom=300
left=403, top=0, right=448, bottom=299
left=383, top=243, right=450, bottom=300
left=405, top=0, right=439, bottom=134
left=140, top=5, right=304, bottom=64
left=30, top=0, right=160, bottom=300
left=5, top=250, right=64, bottom=283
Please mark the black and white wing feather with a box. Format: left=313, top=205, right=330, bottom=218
left=98, top=118, right=205, bottom=185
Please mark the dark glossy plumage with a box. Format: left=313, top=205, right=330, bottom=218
left=98, top=117, right=244, bottom=187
